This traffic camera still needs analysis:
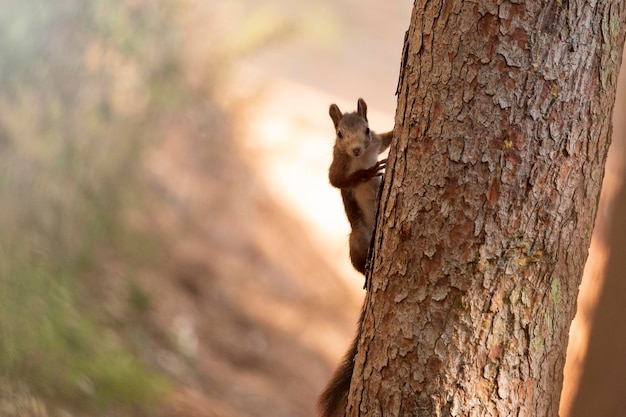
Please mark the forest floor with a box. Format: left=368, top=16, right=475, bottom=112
left=3, top=2, right=623, bottom=416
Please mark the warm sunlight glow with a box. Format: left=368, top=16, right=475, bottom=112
left=560, top=234, right=610, bottom=417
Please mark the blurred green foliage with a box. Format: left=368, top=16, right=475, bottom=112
left=0, top=0, right=312, bottom=412
left=0, top=0, right=175, bottom=411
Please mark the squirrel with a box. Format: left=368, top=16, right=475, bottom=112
left=319, top=98, right=393, bottom=417
left=318, top=307, right=365, bottom=417
left=327, top=98, right=393, bottom=274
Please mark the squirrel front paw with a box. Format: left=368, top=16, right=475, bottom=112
left=364, top=158, right=387, bottom=178
left=373, top=158, right=387, bottom=174
left=347, top=159, right=386, bottom=184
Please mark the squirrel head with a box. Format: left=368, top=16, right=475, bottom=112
left=329, top=98, right=371, bottom=158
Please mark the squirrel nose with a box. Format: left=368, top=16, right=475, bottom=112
left=352, top=147, right=362, bottom=156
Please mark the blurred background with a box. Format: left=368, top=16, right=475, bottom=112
left=0, top=1, right=623, bottom=416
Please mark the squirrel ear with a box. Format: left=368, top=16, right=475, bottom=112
left=329, top=104, right=343, bottom=128
left=357, top=98, right=368, bottom=121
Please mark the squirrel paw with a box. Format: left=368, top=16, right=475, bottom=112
left=367, top=158, right=387, bottom=177
left=346, top=159, right=388, bottom=185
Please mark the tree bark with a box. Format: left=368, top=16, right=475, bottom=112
left=348, top=1, right=626, bottom=416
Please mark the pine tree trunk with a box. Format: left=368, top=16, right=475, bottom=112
left=347, top=1, right=626, bottom=416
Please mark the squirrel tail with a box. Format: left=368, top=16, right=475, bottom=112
left=318, top=338, right=356, bottom=417
left=318, top=307, right=365, bottom=417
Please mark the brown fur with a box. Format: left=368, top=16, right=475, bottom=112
left=319, top=99, right=393, bottom=417
left=326, top=98, right=392, bottom=274
left=318, top=306, right=365, bottom=417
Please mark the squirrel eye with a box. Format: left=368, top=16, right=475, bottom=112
left=365, top=127, right=370, bottom=135
left=337, top=130, right=343, bottom=139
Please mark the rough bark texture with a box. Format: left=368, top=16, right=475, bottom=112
left=348, top=1, right=626, bottom=416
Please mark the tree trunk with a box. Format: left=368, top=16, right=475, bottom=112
left=348, top=1, right=626, bottom=416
